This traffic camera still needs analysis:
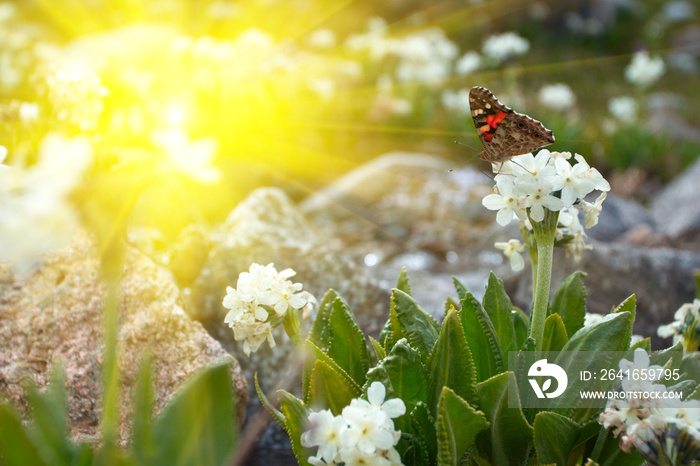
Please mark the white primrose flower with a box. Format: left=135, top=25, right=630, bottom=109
left=454, top=51, right=482, bottom=76
left=301, top=410, right=348, bottom=464
left=657, top=299, right=700, bottom=348
left=482, top=31, right=529, bottom=64
left=538, top=83, right=576, bottom=112
left=608, top=96, right=639, bottom=124
left=494, top=239, right=526, bottom=271
left=223, top=263, right=315, bottom=356
left=580, top=192, right=607, bottom=228
left=518, top=179, right=563, bottom=222
left=482, top=176, right=527, bottom=226
left=441, top=89, right=470, bottom=114
left=625, top=51, right=666, bottom=89
left=557, top=207, right=591, bottom=261
left=550, top=156, right=597, bottom=207
left=302, top=382, right=405, bottom=465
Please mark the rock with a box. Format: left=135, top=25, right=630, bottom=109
left=586, top=192, right=657, bottom=242
left=0, top=231, right=247, bottom=444
left=651, top=156, right=700, bottom=243
left=506, top=240, right=700, bottom=347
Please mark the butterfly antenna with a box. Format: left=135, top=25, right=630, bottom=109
left=450, top=140, right=483, bottom=172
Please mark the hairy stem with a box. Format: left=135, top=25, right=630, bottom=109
left=529, top=209, right=558, bottom=351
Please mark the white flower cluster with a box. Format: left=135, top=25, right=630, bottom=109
left=43, top=59, right=109, bottom=131
left=625, top=51, right=666, bottom=89
left=441, top=88, right=470, bottom=115
left=599, top=349, right=700, bottom=456
left=0, top=134, right=92, bottom=272
left=538, top=83, right=576, bottom=112
left=482, top=32, right=530, bottom=65
left=301, top=382, right=406, bottom=466
left=223, top=263, right=315, bottom=356
left=608, top=96, right=639, bottom=124
left=454, top=51, right=482, bottom=76
left=658, top=299, right=700, bottom=350
left=482, top=150, right=610, bottom=265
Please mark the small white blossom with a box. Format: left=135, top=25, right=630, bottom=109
left=657, top=299, right=700, bottom=349
left=494, top=239, right=526, bottom=271
left=625, top=51, right=666, bottom=88
left=583, top=312, right=603, bottom=327
left=538, top=83, right=576, bottom=112
left=441, top=89, right=470, bottom=114
left=608, top=96, right=639, bottom=124
left=518, top=180, right=563, bottom=222
left=454, top=51, right=482, bottom=76
left=557, top=207, right=591, bottom=261
left=580, top=192, right=607, bottom=228
left=482, top=176, right=526, bottom=226
left=19, top=102, right=39, bottom=123
left=550, top=156, right=596, bottom=207
left=307, top=29, right=336, bottom=50
left=482, top=32, right=529, bottom=65
left=301, top=410, right=348, bottom=463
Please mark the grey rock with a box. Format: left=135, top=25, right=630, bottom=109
left=586, top=193, right=656, bottom=242
left=0, top=231, right=247, bottom=444
left=651, top=157, right=700, bottom=242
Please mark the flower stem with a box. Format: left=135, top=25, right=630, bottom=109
left=529, top=209, right=558, bottom=351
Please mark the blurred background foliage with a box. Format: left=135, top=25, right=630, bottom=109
left=0, top=0, right=698, bottom=244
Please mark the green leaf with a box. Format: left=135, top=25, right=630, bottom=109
left=369, top=335, right=386, bottom=363
left=549, top=271, right=587, bottom=338
left=25, top=363, right=75, bottom=466
left=132, top=356, right=156, bottom=464
left=444, top=295, right=461, bottom=316
left=308, top=359, right=361, bottom=415
left=278, top=391, right=313, bottom=466
left=482, top=272, right=516, bottom=366
left=436, top=387, right=489, bottom=466
left=410, top=402, right=437, bottom=465
left=650, top=342, right=683, bottom=369
left=308, top=289, right=339, bottom=350
left=534, top=412, right=579, bottom=466
left=378, top=318, right=394, bottom=354
left=514, top=338, right=537, bottom=419
left=427, top=309, right=477, bottom=414
left=595, top=427, right=645, bottom=466
left=550, top=312, right=632, bottom=419
left=392, top=289, right=439, bottom=363
left=695, top=270, right=700, bottom=300
left=397, top=267, right=412, bottom=296
left=542, top=314, right=569, bottom=352
left=373, top=338, right=428, bottom=417
left=512, top=309, right=529, bottom=350
left=302, top=340, right=362, bottom=404
left=612, top=295, right=636, bottom=350
left=0, top=403, right=47, bottom=466
left=452, top=276, right=468, bottom=302
left=151, top=360, right=237, bottom=466
left=475, top=372, right=533, bottom=466
left=327, top=297, right=372, bottom=387
left=255, top=373, right=285, bottom=426
left=630, top=337, right=651, bottom=352
left=460, top=293, right=504, bottom=382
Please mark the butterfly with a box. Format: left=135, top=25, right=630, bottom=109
left=469, top=86, right=554, bottom=164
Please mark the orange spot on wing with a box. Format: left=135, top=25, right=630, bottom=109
left=480, top=124, right=490, bottom=133
left=493, top=111, right=507, bottom=125
left=483, top=133, right=493, bottom=142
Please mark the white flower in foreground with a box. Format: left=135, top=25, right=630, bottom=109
left=608, top=96, right=638, bottom=124
left=482, top=176, right=526, bottom=226
left=583, top=312, right=603, bottom=327
left=625, top=51, right=665, bottom=88
left=301, top=410, right=348, bottom=463
left=482, top=32, right=529, bottom=64
left=518, top=180, right=563, bottom=222
left=538, top=83, right=576, bottom=112
left=454, top=51, right=482, bottom=76
left=223, top=263, right=315, bottom=356
left=550, top=156, right=596, bottom=207
left=302, top=382, right=405, bottom=465
left=151, top=128, right=221, bottom=183
left=495, top=239, right=525, bottom=271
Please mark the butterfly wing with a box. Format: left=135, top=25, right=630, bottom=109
left=469, top=86, right=554, bottom=163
